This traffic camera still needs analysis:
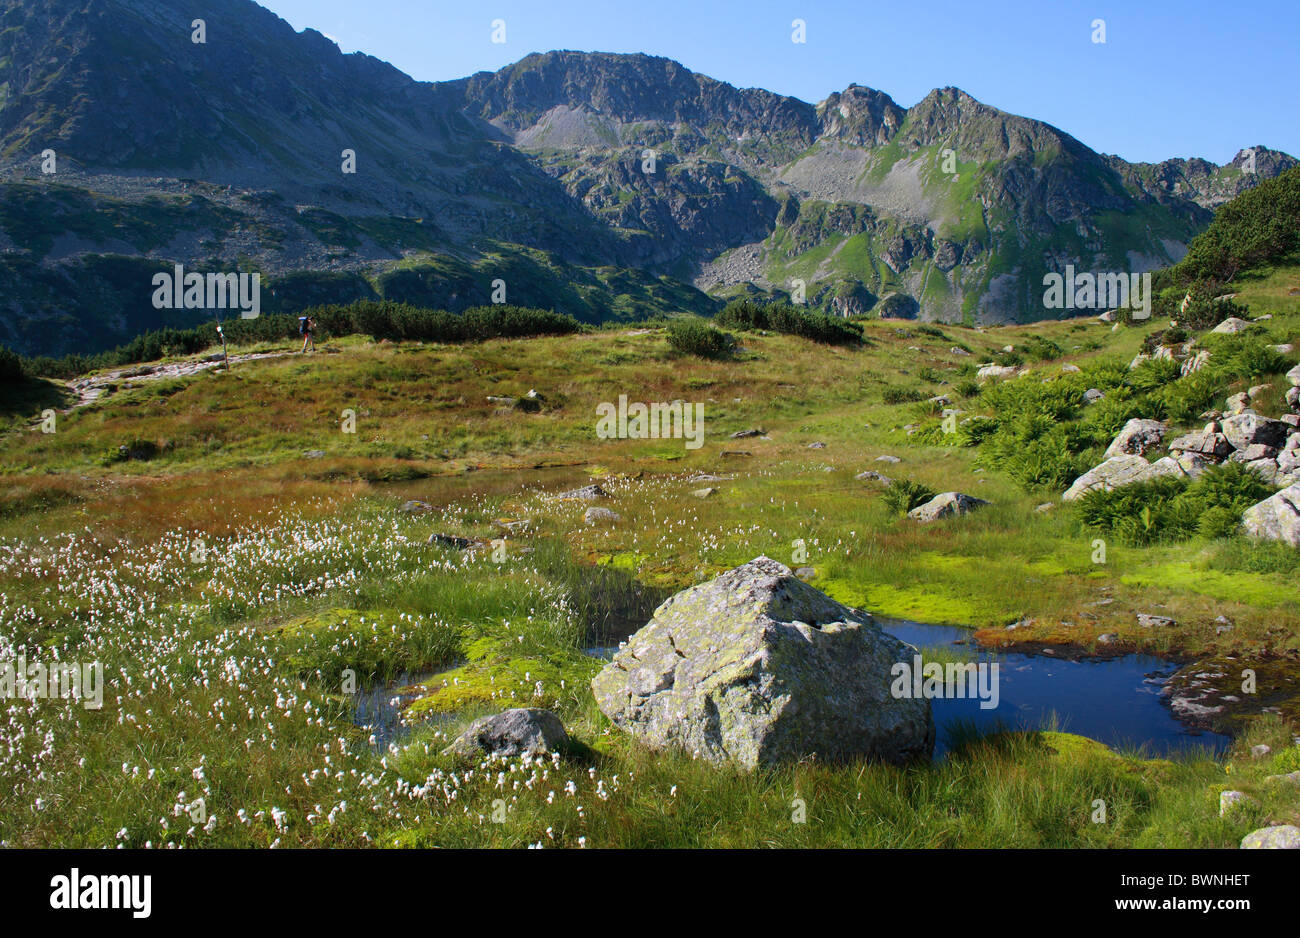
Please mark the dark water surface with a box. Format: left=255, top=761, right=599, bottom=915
left=879, top=618, right=1230, bottom=757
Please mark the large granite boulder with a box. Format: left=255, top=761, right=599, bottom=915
left=1103, top=418, right=1167, bottom=459
left=1221, top=413, right=1289, bottom=450
left=908, top=491, right=990, bottom=522
left=443, top=708, right=570, bottom=759
left=591, top=557, right=934, bottom=770
left=1062, top=455, right=1152, bottom=501
left=1143, top=452, right=1210, bottom=482
left=1242, top=483, right=1300, bottom=547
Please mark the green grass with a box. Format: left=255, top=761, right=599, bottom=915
left=1, top=261, right=1298, bottom=847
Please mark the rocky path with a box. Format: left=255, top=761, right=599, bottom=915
left=64, top=350, right=297, bottom=411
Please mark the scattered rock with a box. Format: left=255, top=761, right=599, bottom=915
left=875, top=455, right=901, bottom=464
left=1035, top=502, right=1055, bottom=512
left=1103, top=418, right=1167, bottom=459
left=907, top=492, right=990, bottom=522
left=793, top=566, right=816, bottom=580
left=400, top=499, right=433, bottom=514
left=1062, top=455, right=1152, bottom=501
left=806, top=441, right=827, bottom=449
left=977, top=364, right=1019, bottom=381
left=551, top=484, right=609, bottom=501
left=1241, top=826, right=1300, bottom=849
left=1265, top=771, right=1300, bottom=786
left=1251, top=744, right=1272, bottom=758
left=856, top=471, right=893, bottom=485
left=584, top=507, right=621, bottom=524
left=1212, top=317, right=1253, bottom=334
left=1287, top=363, right=1300, bottom=387
left=730, top=429, right=765, bottom=439
left=1060, top=363, right=1081, bottom=373
left=1082, top=388, right=1105, bottom=404
left=1137, top=613, right=1176, bottom=628
left=1143, top=452, right=1210, bottom=482
left=303, top=450, right=325, bottom=459
left=1220, top=790, right=1254, bottom=816
left=590, top=557, right=935, bottom=770
left=1167, top=423, right=1233, bottom=459
left=692, top=487, right=719, bottom=498
left=1097, top=633, right=1118, bottom=645
left=1221, top=413, right=1289, bottom=450
left=1242, top=482, right=1300, bottom=547
left=443, top=708, right=570, bottom=759
left=428, top=533, right=475, bottom=549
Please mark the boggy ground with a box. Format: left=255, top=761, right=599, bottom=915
left=1, top=267, right=1298, bottom=847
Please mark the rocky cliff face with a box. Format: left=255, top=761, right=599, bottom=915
left=0, top=0, right=1294, bottom=356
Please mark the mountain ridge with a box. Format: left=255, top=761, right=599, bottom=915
left=0, top=0, right=1294, bottom=356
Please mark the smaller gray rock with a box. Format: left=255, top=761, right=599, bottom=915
left=584, top=506, right=621, bottom=524
left=1212, top=317, right=1253, bottom=334
left=692, top=487, right=719, bottom=498
left=551, top=484, right=609, bottom=501
left=1264, top=771, right=1300, bottom=786
left=1082, top=388, right=1105, bottom=403
left=401, top=499, right=434, bottom=513
left=908, top=492, right=990, bottom=522
left=875, top=454, right=901, bottom=464
left=856, top=470, right=893, bottom=485
left=443, top=708, right=570, bottom=759
left=1219, top=790, right=1254, bottom=817
left=1251, top=744, right=1272, bottom=758
left=1097, top=633, right=1118, bottom=645
left=1062, top=455, right=1152, bottom=501
left=730, top=428, right=765, bottom=439
left=1137, top=613, right=1176, bottom=628
left=1103, top=418, right=1167, bottom=459
left=428, top=533, right=475, bottom=549
left=1286, top=363, right=1300, bottom=387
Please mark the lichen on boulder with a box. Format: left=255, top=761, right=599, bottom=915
left=591, top=557, right=934, bottom=770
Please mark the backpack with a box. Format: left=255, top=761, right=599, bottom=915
left=299, top=316, right=308, bottom=335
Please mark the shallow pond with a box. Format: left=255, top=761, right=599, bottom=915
left=879, top=618, right=1230, bottom=757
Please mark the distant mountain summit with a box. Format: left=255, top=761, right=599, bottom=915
left=0, top=0, right=1294, bottom=356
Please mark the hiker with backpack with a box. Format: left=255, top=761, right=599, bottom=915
left=299, top=315, right=316, bottom=353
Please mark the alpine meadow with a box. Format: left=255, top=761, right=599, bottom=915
left=1, top=0, right=1298, bottom=917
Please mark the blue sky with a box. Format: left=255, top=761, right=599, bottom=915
left=258, top=0, right=1298, bottom=165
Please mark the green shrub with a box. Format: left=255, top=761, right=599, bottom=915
left=882, top=386, right=925, bottom=405
left=880, top=479, right=936, bottom=515
left=666, top=318, right=736, bottom=359
left=0, top=345, right=24, bottom=384
left=1076, top=463, right=1271, bottom=545
left=716, top=299, right=863, bottom=345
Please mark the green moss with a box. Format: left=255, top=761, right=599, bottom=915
left=406, top=635, right=601, bottom=715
